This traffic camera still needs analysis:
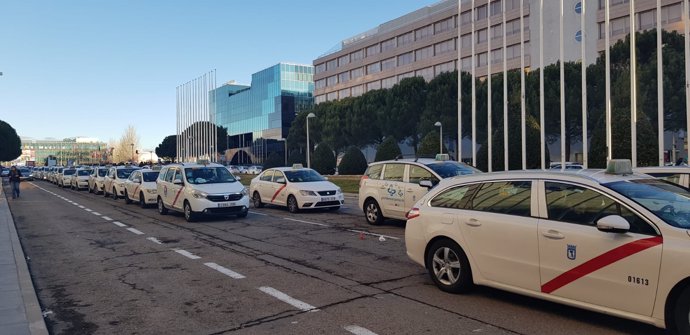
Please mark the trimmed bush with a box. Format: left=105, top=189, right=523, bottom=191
left=263, top=151, right=284, bottom=169
left=374, top=136, right=401, bottom=162
left=288, top=149, right=305, bottom=166
left=312, top=143, right=336, bottom=175
left=417, top=131, right=448, bottom=157
left=338, top=146, right=368, bottom=175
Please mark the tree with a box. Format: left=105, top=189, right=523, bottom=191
left=312, top=143, right=336, bottom=175
left=263, top=151, right=284, bottom=169
left=338, top=146, right=368, bottom=175
left=112, top=125, right=140, bottom=163
left=374, top=136, right=402, bottom=162
left=288, top=149, right=305, bottom=166
left=0, top=120, right=21, bottom=162
left=155, top=135, right=177, bottom=160
left=417, top=131, right=447, bottom=157
left=385, top=77, right=427, bottom=151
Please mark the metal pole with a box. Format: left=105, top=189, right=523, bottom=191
left=560, top=0, right=566, bottom=168
left=306, top=116, right=311, bottom=168
left=458, top=0, right=463, bottom=163
left=657, top=0, right=664, bottom=166
left=685, top=0, right=690, bottom=163
left=440, top=124, right=443, bottom=155
left=540, top=0, right=545, bottom=169
left=503, top=0, right=508, bottom=171
left=284, top=140, right=288, bottom=166
left=581, top=0, right=588, bottom=168
left=605, top=0, right=612, bottom=162
left=488, top=7, right=493, bottom=172
left=520, top=0, right=526, bottom=170
left=471, top=0, right=477, bottom=166
left=631, top=0, right=638, bottom=167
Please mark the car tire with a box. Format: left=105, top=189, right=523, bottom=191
left=669, top=285, right=690, bottom=335
left=253, top=192, right=263, bottom=208
left=183, top=201, right=196, bottom=222
left=112, top=187, right=118, bottom=200
left=364, top=199, right=384, bottom=225
left=88, top=185, right=93, bottom=193
left=157, top=197, right=167, bottom=215
left=124, top=190, right=132, bottom=204
left=139, top=193, right=146, bottom=208
left=287, top=195, right=299, bottom=213
left=103, top=187, right=109, bottom=197
left=425, top=239, right=474, bottom=294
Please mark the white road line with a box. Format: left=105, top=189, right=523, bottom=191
left=344, top=325, right=378, bottom=335
left=174, top=249, right=201, bottom=260
left=258, top=287, right=317, bottom=312
left=78, top=205, right=85, bottom=208
left=72, top=203, right=80, bottom=206
left=91, top=212, right=101, bottom=216
left=346, top=229, right=399, bottom=241
left=204, top=262, right=245, bottom=279
left=101, top=216, right=113, bottom=221
left=146, top=237, right=163, bottom=245
left=282, top=218, right=329, bottom=227
left=112, top=221, right=127, bottom=227
left=84, top=208, right=92, bottom=212
left=249, top=211, right=268, bottom=216
left=126, top=228, right=144, bottom=235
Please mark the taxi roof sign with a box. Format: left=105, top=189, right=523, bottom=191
left=606, top=159, right=633, bottom=175
left=196, top=159, right=210, bottom=166
left=292, top=164, right=304, bottom=169
left=435, top=154, right=450, bottom=161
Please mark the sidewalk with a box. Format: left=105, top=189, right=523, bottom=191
left=0, top=186, right=48, bottom=334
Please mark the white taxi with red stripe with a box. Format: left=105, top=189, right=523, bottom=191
left=156, top=162, right=249, bottom=222
left=249, top=165, right=344, bottom=213
left=405, top=160, right=690, bottom=333
left=123, top=169, right=160, bottom=207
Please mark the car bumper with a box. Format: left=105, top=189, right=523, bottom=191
left=298, top=194, right=345, bottom=209
left=190, top=196, right=251, bottom=215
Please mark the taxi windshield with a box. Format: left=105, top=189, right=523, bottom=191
left=78, top=170, right=91, bottom=176
left=284, top=169, right=326, bottom=183
left=426, top=161, right=482, bottom=178
left=604, top=179, right=690, bottom=229
left=117, top=168, right=137, bottom=179
left=63, top=169, right=76, bottom=175
left=142, top=172, right=159, bottom=182
left=98, top=169, right=107, bottom=177
left=184, top=167, right=236, bottom=184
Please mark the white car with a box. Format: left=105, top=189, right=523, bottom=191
left=88, top=167, right=109, bottom=194
left=103, top=166, right=140, bottom=200
left=247, top=165, right=263, bottom=175
left=636, top=166, right=690, bottom=188
left=359, top=156, right=480, bottom=225
left=123, top=169, right=160, bottom=207
left=156, top=162, right=249, bottom=222
left=405, top=160, right=690, bottom=334
left=249, top=165, right=344, bottom=213
left=58, top=168, right=76, bottom=187
left=70, top=167, right=92, bottom=190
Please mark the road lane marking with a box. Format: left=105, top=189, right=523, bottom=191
left=126, top=228, right=144, bottom=235
left=101, top=216, right=113, bottom=221
left=91, top=212, right=101, bottom=216
left=282, top=218, right=329, bottom=227
left=258, top=286, right=317, bottom=312
left=346, top=229, right=399, bottom=241
left=204, top=262, right=245, bottom=279
left=78, top=205, right=85, bottom=208
left=174, top=249, right=201, bottom=260
left=344, top=325, right=378, bottom=335
left=72, top=203, right=79, bottom=206
left=249, top=211, right=267, bottom=216
left=146, top=237, right=163, bottom=245
left=84, top=209, right=92, bottom=212
left=112, top=221, right=127, bottom=227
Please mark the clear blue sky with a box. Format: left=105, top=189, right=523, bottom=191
left=0, top=0, right=430, bottom=150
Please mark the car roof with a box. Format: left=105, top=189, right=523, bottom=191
left=437, top=169, right=653, bottom=188
left=269, top=167, right=313, bottom=172
left=138, top=169, right=159, bottom=173
left=635, top=166, right=690, bottom=173
left=164, top=163, right=224, bottom=168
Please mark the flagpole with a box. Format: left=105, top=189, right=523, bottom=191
left=657, top=0, right=664, bottom=166
left=605, top=0, right=612, bottom=162
left=630, top=0, right=638, bottom=167
left=471, top=0, right=477, bottom=167
left=540, top=0, right=545, bottom=169
left=581, top=0, right=588, bottom=168
left=487, top=7, right=493, bottom=172
left=458, top=0, right=463, bottom=163
left=560, top=0, right=566, bottom=168
left=685, top=0, right=690, bottom=163
left=520, top=0, right=526, bottom=169
left=503, top=0, right=508, bottom=171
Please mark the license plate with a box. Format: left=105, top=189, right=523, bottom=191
left=218, top=202, right=235, bottom=207
left=321, top=196, right=336, bottom=201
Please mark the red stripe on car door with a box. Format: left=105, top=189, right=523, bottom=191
left=541, top=235, right=663, bottom=294
left=271, top=185, right=287, bottom=202
left=172, top=187, right=184, bottom=207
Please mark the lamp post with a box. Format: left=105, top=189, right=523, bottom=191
left=306, top=113, right=316, bottom=168
left=130, top=143, right=134, bottom=163
left=434, top=121, right=443, bottom=155
left=278, top=138, right=287, bottom=166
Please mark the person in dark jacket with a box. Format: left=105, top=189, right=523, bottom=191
left=8, top=166, right=21, bottom=199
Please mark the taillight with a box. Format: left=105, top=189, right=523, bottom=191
left=359, top=175, right=368, bottom=187
left=407, top=207, right=420, bottom=220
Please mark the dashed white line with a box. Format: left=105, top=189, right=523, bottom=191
left=91, top=212, right=101, bottom=216
left=174, top=249, right=201, bottom=260
left=344, top=325, right=378, bottom=335
left=258, top=286, right=317, bottom=312
left=78, top=205, right=85, bottom=208
left=204, top=262, right=245, bottom=279
left=84, top=208, right=92, bottom=212
left=126, top=228, right=144, bottom=235
left=146, top=237, right=163, bottom=245
left=101, top=216, right=113, bottom=221
left=112, top=221, right=127, bottom=227
left=249, top=211, right=268, bottom=216
left=71, top=203, right=80, bottom=206
left=282, top=217, right=329, bottom=227
left=346, top=229, right=399, bottom=240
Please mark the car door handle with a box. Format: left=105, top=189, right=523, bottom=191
left=465, top=218, right=481, bottom=227
left=542, top=230, right=565, bottom=240
left=407, top=188, right=414, bottom=192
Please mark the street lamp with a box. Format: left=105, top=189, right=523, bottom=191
left=306, top=113, right=316, bottom=168
left=130, top=143, right=134, bottom=163
left=434, top=121, right=443, bottom=155
left=278, top=138, right=287, bottom=166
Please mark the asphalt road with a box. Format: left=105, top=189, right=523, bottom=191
left=8, top=181, right=665, bottom=335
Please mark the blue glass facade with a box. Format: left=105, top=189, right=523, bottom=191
left=213, top=63, right=313, bottom=164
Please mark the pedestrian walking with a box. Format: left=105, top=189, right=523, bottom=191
left=8, top=166, right=21, bottom=199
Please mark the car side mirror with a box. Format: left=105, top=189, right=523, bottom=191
left=596, top=215, right=630, bottom=233
left=419, top=180, right=434, bottom=189
left=323, top=176, right=329, bottom=180
left=276, top=177, right=286, bottom=184
left=134, top=178, right=141, bottom=183
left=173, top=179, right=183, bottom=185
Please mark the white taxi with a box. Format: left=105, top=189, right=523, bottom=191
left=103, top=166, right=140, bottom=200
left=249, top=165, right=344, bottom=213
left=156, top=162, right=249, bottom=222
left=70, top=167, right=92, bottom=190
left=123, top=169, right=160, bottom=207
left=58, top=168, right=76, bottom=188
left=405, top=160, right=690, bottom=333
left=88, top=167, right=109, bottom=194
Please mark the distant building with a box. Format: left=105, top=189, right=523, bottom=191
left=212, top=63, right=314, bottom=164
left=19, top=137, right=107, bottom=166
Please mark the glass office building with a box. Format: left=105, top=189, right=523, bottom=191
left=213, top=63, right=314, bottom=164
left=18, top=137, right=107, bottom=166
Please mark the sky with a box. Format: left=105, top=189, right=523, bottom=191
left=0, top=0, right=430, bottom=151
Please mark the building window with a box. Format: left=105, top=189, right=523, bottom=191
left=599, top=0, right=629, bottom=9
left=415, top=46, right=433, bottom=61
left=415, top=67, right=434, bottom=82
left=351, top=49, right=364, bottom=61
left=315, top=63, right=326, bottom=74
left=327, top=92, right=338, bottom=101
left=366, top=43, right=380, bottom=57
left=461, top=57, right=472, bottom=71
left=491, top=23, right=503, bottom=40
left=476, top=5, right=488, bottom=21
left=315, top=79, right=326, bottom=89
left=339, top=88, right=351, bottom=98
left=477, top=52, right=488, bottom=67
left=367, top=80, right=381, bottom=92
left=434, top=17, right=454, bottom=34
left=490, top=0, right=502, bottom=16
left=611, top=16, right=630, bottom=36
left=435, top=61, right=455, bottom=75
left=338, top=71, right=350, bottom=83
left=338, top=54, right=350, bottom=66
left=415, top=25, right=433, bottom=40
left=434, top=39, right=455, bottom=55
left=477, top=28, right=488, bottom=44
left=398, top=52, right=414, bottom=66
left=398, top=72, right=414, bottom=81
left=637, top=9, right=656, bottom=31
left=461, top=34, right=472, bottom=49
left=397, top=32, right=414, bottom=47
left=351, top=67, right=364, bottom=79
left=367, top=62, right=381, bottom=74
left=662, top=3, right=682, bottom=25
left=326, top=59, right=337, bottom=71
left=381, top=38, right=396, bottom=52
left=505, top=0, right=520, bottom=11
left=327, top=75, right=338, bottom=86
left=505, top=19, right=522, bottom=36
left=351, top=85, right=364, bottom=97
left=381, top=57, right=396, bottom=71
left=491, top=48, right=502, bottom=64
left=315, top=95, right=326, bottom=104
left=382, top=76, right=397, bottom=89
left=461, top=10, right=472, bottom=25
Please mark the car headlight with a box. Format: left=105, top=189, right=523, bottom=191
left=192, top=190, right=208, bottom=199
left=146, top=189, right=157, bottom=194
left=336, top=187, right=342, bottom=194
left=299, top=190, right=318, bottom=196
left=241, top=187, right=248, bottom=196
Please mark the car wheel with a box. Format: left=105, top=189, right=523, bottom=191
left=253, top=192, right=263, bottom=208
left=157, top=197, right=167, bottom=215
left=425, top=239, right=473, bottom=294
left=124, top=190, right=132, bottom=204
left=287, top=195, right=299, bottom=213
left=669, top=285, right=690, bottom=335
left=364, top=199, right=384, bottom=225
left=88, top=185, right=93, bottom=193
left=139, top=193, right=146, bottom=208
left=104, top=187, right=109, bottom=197
left=183, top=201, right=196, bottom=222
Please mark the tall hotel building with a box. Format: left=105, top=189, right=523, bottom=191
left=313, top=0, right=687, bottom=104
